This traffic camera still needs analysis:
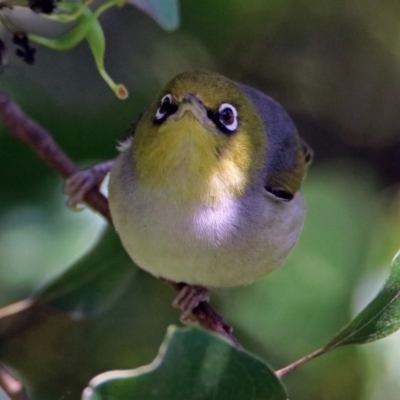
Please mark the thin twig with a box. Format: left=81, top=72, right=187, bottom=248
left=0, top=366, right=29, bottom=400
left=0, top=90, right=242, bottom=348
left=0, top=299, right=32, bottom=320
left=275, top=347, right=326, bottom=377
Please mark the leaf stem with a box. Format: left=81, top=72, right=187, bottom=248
left=275, top=347, right=327, bottom=377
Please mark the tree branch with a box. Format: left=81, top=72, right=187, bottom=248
left=0, top=91, right=241, bottom=348
left=0, top=92, right=111, bottom=223
left=0, top=366, right=29, bottom=400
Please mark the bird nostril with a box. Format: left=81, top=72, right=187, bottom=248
left=183, top=93, right=203, bottom=105
left=183, top=93, right=193, bottom=101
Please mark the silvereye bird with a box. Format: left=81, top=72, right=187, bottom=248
left=65, top=70, right=312, bottom=318
left=106, top=70, right=312, bottom=315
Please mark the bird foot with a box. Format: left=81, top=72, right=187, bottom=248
left=64, top=161, right=114, bottom=210
left=173, top=285, right=210, bottom=324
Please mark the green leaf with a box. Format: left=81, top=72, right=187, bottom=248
left=83, top=326, right=287, bottom=400
left=326, top=249, right=400, bottom=348
left=128, top=0, right=180, bottom=31
left=29, top=1, right=128, bottom=99
left=34, top=226, right=137, bottom=316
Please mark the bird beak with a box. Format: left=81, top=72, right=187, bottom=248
left=175, top=93, right=209, bottom=125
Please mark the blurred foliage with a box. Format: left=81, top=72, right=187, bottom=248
left=0, top=228, right=180, bottom=399
left=1, top=0, right=400, bottom=399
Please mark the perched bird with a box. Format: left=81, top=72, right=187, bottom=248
left=66, top=70, right=312, bottom=318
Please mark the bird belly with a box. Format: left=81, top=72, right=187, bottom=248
left=108, top=152, right=305, bottom=288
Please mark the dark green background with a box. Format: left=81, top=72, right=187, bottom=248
left=1, top=1, right=400, bottom=399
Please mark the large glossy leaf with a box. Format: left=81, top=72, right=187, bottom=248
left=326, top=249, right=400, bottom=348
left=83, top=326, right=287, bottom=400
left=128, top=0, right=180, bottom=31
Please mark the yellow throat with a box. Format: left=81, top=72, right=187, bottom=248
left=131, top=73, right=265, bottom=205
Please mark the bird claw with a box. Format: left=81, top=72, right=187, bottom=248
left=64, top=161, right=114, bottom=210
left=173, top=285, right=209, bottom=324
left=64, top=170, right=97, bottom=210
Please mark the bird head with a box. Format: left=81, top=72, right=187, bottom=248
left=132, top=70, right=266, bottom=204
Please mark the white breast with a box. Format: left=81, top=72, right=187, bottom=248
left=108, top=150, right=305, bottom=288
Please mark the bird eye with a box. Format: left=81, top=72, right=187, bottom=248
left=218, top=103, right=238, bottom=132
left=155, top=94, right=176, bottom=122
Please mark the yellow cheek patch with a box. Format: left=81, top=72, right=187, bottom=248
left=134, top=116, right=254, bottom=204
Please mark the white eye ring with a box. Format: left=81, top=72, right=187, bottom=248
left=218, top=103, right=238, bottom=132
left=155, top=94, right=173, bottom=121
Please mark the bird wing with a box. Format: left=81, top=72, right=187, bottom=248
left=237, top=83, right=312, bottom=201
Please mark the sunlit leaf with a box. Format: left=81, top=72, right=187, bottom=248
left=128, top=0, right=180, bottom=31
left=83, top=326, right=287, bottom=400
left=326, top=249, right=400, bottom=348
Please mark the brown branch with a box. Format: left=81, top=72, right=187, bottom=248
left=0, top=299, right=33, bottom=320
left=0, top=91, right=242, bottom=348
left=0, top=92, right=111, bottom=223
left=0, top=366, right=29, bottom=400
left=193, top=301, right=242, bottom=348
left=169, top=281, right=242, bottom=348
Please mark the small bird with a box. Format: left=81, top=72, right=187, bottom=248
left=66, top=70, right=312, bottom=319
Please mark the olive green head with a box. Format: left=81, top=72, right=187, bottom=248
left=131, top=70, right=266, bottom=204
